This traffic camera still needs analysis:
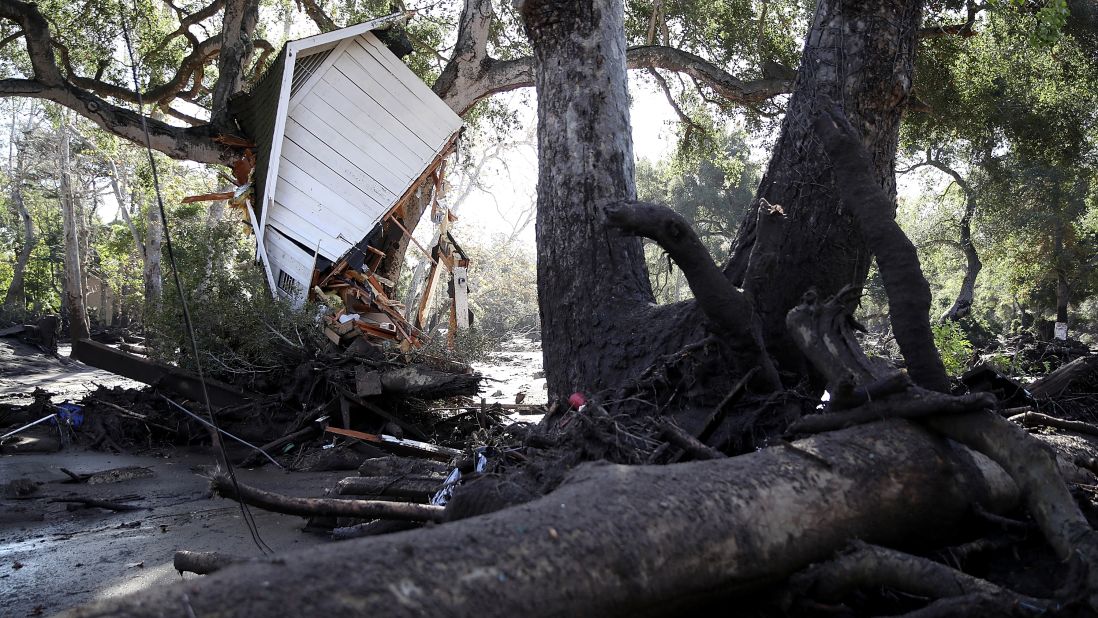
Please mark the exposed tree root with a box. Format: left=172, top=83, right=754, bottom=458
left=788, top=541, right=1055, bottom=613
left=63, top=421, right=1019, bottom=617
left=929, top=411, right=1098, bottom=609
left=787, top=390, right=995, bottom=435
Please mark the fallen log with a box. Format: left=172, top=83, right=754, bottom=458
left=209, top=473, right=446, bottom=522
left=378, top=365, right=481, bottom=399
left=173, top=551, right=255, bottom=576
left=64, top=420, right=1018, bottom=617
left=336, top=476, right=442, bottom=502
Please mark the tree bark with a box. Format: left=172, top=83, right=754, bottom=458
left=518, top=0, right=655, bottom=397
left=729, top=0, right=924, bottom=372
left=59, top=121, right=89, bottom=341
left=209, top=0, right=259, bottom=130
left=3, top=137, right=33, bottom=308
left=61, top=420, right=1020, bottom=617
left=924, top=159, right=982, bottom=323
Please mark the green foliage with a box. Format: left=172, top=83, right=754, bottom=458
left=145, top=219, right=324, bottom=387
left=933, top=320, right=975, bottom=375
left=458, top=231, right=539, bottom=340
left=637, top=128, right=760, bottom=303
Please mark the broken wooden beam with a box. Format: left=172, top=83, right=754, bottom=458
left=324, top=426, right=461, bottom=462
left=71, top=339, right=253, bottom=408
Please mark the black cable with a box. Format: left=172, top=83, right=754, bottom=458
left=117, top=0, right=271, bottom=555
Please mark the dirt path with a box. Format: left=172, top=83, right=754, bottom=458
left=1, top=448, right=350, bottom=617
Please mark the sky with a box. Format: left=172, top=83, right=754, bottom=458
left=444, top=81, right=683, bottom=250
left=445, top=82, right=939, bottom=254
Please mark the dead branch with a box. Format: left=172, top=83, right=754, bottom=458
left=209, top=473, right=445, bottom=522
left=658, top=419, right=725, bottom=460
left=1008, top=411, right=1098, bottom=438
left=173, top=550, right=255, bottom=576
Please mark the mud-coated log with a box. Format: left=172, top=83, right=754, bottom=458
left=209, top=474, right=446, bottom=522
left=173, top=551, right=252, bottom=576
left=65, top=420, right=1018, bottom=617
left=336, top=476, right=442, bottom=502
left=378, top=365, right=481, bottom=399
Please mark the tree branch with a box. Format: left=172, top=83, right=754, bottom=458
left=606, top=200, right=781, bottom=390
left=298, top=0, right=337, bottom=32
left=812, top=105, right=951, bottom=393
left=435, top=38, right=794, bottom=116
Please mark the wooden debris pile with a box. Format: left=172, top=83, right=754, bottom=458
left=312, top=257, right=421, bottom=347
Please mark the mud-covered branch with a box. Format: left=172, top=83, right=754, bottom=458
left=812, top=105, right=950, bottom=393
left=606, top=200, right=780, bottom=389
left=209, top=473, right=446, bottom=522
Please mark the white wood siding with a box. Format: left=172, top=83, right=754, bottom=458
left=262, top=29, right=463, bottom=302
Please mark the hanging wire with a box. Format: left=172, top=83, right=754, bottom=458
left=117, top=0, right=272, bottom=555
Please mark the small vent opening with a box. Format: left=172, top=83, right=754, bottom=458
left=277, top=269, right=299, bottom=295
left=290, top=48, right=334, bottom=98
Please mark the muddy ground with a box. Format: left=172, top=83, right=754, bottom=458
left=1, top=449, right=351, bottom=617
left=0, top=335, right=547, bottom=616
left=0, top=339, right=141, bottom=406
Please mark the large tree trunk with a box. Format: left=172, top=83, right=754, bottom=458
left=210, top=0, right=260, bottom=130
left=933, top=160, right=982, bottom=323
left=519, top=0, right=656, bottom=398
left=59, top=122, right=89, bottom=342
left=729, top=0, right=924, bottom=372
left=60, top=420, right=1020, bottom=618
left=3, top=150, right=34, bottom=309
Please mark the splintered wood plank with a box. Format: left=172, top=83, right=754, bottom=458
left=453, top=266, right=470, bottom=329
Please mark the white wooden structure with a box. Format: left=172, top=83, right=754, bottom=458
left=231, top=15, right=463, bottom=304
